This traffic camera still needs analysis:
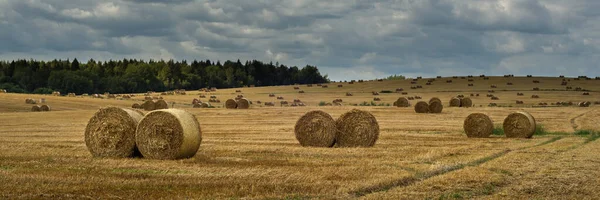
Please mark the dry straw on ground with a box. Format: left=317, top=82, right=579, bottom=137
left=449, top=97, right=461, bottom=107
left=84, top=107, right=143, bottom=158
left=225, top=99, right=238, bottom=109
left=503, top=111, right=536, bottom=138
left=154, top=99, right=169, bottom=110
left=40, top=105, right=50, bottom=112
left=461, top=97, right=473, bottom=107
left=335, top=109, right=379, bottom=147
left=414, top=101, right=430, bottom=113
left=31, top=105, right=41, bottom=112
left=428, top=100, right=443, bottom=113
left=135, top=109, right=202, bottom=160
left=395, top=97, right=410, bottom=107
left=294, top=110, right=336, bottom=147
left=463, top=113, right=493, bottom=138
left=237, top=98, right=250, bottom=109
left=142, top=100, right=156, bottom=111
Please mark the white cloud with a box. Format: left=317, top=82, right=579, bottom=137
left=1, top=0, right=600, bottom=80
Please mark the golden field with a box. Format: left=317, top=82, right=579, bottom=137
left=0, top=76, right=599, bottom=199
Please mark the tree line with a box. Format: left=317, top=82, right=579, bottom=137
left=0, top=59, right=330, bottom=94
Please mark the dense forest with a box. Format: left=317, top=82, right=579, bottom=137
left=0, top=59, right=329, bottom=94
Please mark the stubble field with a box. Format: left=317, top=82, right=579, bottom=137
left=1, top=76, right=599, bottom=199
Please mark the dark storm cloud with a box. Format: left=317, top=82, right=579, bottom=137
left=1, top=0, right=599, bottom=80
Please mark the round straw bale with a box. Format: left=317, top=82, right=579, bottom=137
left=31, top=105, right=41, bottom=112
left=429, top=97, right=441, bottom=105
left=461, top=97, right=473, bottom=107
left=193, top=103, right=202, bottom=108
left=503, top=111, right=536, bottom=138
left=225, top=99, right=237, bottom=109
left=335, top=109, right=379, bottom=147
left=201, top=102, right=210, bottom=108
left=132, top=103, right=140, bottom=109
left=414, top=101, right=430, bottom=113
left=294, top=110, right=336, bottom=147
left=142, top=100, right=156, bottom=111
left=463, top=113, right=493, bottom=138
left=40, top=105, right=50, bottom=112
left=154, top=99, right=169, bottom=110
left=395, top=97, right=410, bottom=107
left=237, top=98, right=250, bottom=109
left=428, top=100, right=443, bottom=113
left=449, top=97, right=461, bottom=107
left=84, top=107, right=143, bottom=158
left=135, top=109, right=202, bottom=160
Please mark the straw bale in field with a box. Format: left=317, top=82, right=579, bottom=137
left=335, top=109, right=379, bottom=147
left=135, top=109, right=201, bottom=160
left=503, top=111, right=536, bottom=138
left=294, top=110, right=336, bottom=147
left=463, top=113, right=493, bottom=138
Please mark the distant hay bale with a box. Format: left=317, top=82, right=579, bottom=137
left=193, top=103, right=202, bottom=108
left=461, top=97, right=473, bottom=107
left=84, top=107, right=143, bottom=158
left=237, top=98, right=250, bottom=109
left=135, top=109, right=202, bottom=160
left=225, top=99, right=238, bottom=109
left=294, top=110, right=336, bottom=147
left=449, top=97, right=461, bottom=107
left=31, top=105, right=41, bottom=112
left=429, top=100, right=443, bottom=113
left=503, top=111, right=536, bottom=138
left=429, top=97, right=441, bottom=105
left=132, top=103, right=140, bottom=109
left=414, top=101, right=430, bottom=113
left=335, top=109, right=379, bottom=147
left=154, top=100, right=168, bottom=109
left=463, top=113, right=493, bottom=138
left=40, top=105, right=50, bottom=112
left=201, top=102, right=210, bottom=108
left=142, top=100, right=156, bottom=111
left=395, top=97, right=410, bottom=107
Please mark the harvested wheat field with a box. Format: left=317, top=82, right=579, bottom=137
left=1, top=76, right=600, bottom=199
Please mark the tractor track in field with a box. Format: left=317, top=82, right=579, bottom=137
left=569, top=108, right=598, bottom=131
left=349, top=136, right=564, bottom=197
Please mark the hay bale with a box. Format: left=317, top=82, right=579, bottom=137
left=201, top=102, right=210, bottom=108
left=237, top=98, right=250, bottom=109
left=142, top=100, right=156, bottom=111
left=132, top=103, right=140, bottom=109
left=84, top=107, right=143, bottom=158
left=40, top=105, right=50, bottom=112
left=135, top=109, right=202, bottom=160
left=429, top=97, right=441, bottom=105
left=429, top=100, right=443, bottom=113
left=414, top=101, right=430, bottom=113
left=463, top=113, right=493, bottom=138
left=335, top=109, right=379, bottom=147
left=31, top=105, right=41, bottom=112
left=294, top=110, right=336, bottom=147
left=461, top=97, right=473, bottom=107
left=193, top=103, right=202, bottom=108
left=395, top=97, right=410, bottom=107
left=503, top=111, right=536, bottom=138
left=154, top=100, right=169, bottom=110
left=449, top=97, right=461, bottom=107
left=225, top=99, right=238, bottom=109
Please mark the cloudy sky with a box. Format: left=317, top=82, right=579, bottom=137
left=0, top=0, right=599, bottom=80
